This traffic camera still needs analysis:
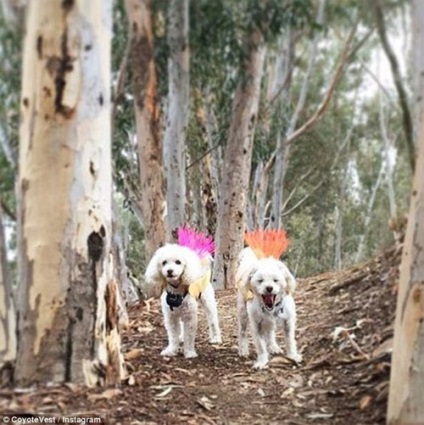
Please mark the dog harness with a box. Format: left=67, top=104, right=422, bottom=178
left=165, top=269, right=211, bottom=310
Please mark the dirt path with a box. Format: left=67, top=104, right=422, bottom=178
left=1, top=245, right=399, bottom=424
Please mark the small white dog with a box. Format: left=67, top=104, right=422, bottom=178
left=237, top=247, right=302, bottom=369
left=145, top=243, right=222, bottom=358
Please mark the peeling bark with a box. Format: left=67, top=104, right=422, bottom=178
left=16, top=0, right=124, bottom=386
left=0, top=204, right=16, bottom=371
left=387, top=109, right=424, bottom=423
left=213, top=29, right=266, bottom=289
left=163, top=0, right=190, bottom=235
left=125, top=0, right=167, bottom=260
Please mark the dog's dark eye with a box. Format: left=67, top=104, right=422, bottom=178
left=258, top=279, right=264, bottom=283
left=273, top=279, right=278, bottom=283
left=175, top=260, right=181, bottom=265
left=162, top=260, right=167, bottom=266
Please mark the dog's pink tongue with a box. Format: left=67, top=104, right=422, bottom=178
left=263, top=294, right=275, bottom=308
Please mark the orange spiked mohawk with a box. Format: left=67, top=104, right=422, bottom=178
left=244, top=229, right=290, bottom=259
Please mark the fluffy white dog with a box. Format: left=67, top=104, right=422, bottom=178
left=145, top=244, right=222, bottom=358
left=237, top=247, right=302, bottom=369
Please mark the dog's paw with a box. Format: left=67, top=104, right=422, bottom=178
left=288, top=352, right=303, bottom=363
left=269, top=345, right=284, bottom=355
left=238, top=347, right=249, bottom=357
left=209, top=335, right=222, bottom=344
left=160, top=347, right=178, bottom=357
left=184, top=350, right=198, bottom=359
left=253, top=360, right=269, bottom=370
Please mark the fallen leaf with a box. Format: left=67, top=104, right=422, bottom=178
left=196, top=396, right=214, bottom=411
left=125, top=348, right=143, bottom=361
left=360, top=395, right=372, bottom=410
left=88, top=389, right=122, bottom=401
left=155, top=386, right=173, bottom=398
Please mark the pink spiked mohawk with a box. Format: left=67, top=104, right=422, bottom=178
left=177, top=226, right=215, bottom=258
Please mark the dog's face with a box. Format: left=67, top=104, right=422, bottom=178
left=248, top=259, right=295, bottom=310
left=157, top=247, right=187, bottom=285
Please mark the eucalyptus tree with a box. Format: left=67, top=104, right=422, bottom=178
left=0, top=203, right=15, bottom=369
left=388, top=89, right=424, bottom=425
left=125, top=0, right=167, bottom=259
left=163, top=0, right=190, bottom=235
left=15, top=0, right=123, bottom=386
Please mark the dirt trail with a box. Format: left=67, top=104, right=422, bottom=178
left=1, top=245, right=400, bottom=424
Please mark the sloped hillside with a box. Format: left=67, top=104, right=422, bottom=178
left=1, top=244, right=401, bottom=424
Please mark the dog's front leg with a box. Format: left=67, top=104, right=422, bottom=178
left=283, top=317, right=302, bottom=363
left=237, top=293, right=249, bottom=357
left=182, top=298, right=199, bottom=358
left=160, top=299, right=181, bottom=357
left=249, top=311, right=269, bottom=369
left=282, top=297, right=302, bottom=363
left=266, top=323, right=283, bottom=355
left=200, top=284, right=222, bottom=344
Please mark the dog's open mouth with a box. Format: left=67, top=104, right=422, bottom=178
left=262, top=294, right=276, bottom=309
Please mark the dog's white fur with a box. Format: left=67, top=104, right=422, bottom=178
left=145, top=244, right=221, bottom=358
left=237, top=247, right=302, bottom=369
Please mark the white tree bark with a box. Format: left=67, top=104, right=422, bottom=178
left=0, top=205, right=16, bottom=368
left=125, top=0, right=167, bottom=260
left=15, top=0, right=124, bottom=386
left=213, top=30, right=266, bottom=289
left=387, top=111, right=424, bottom=424
left=411, top=0, right=424, bottom=147
left=379, top=94, right=398, bottom=223
left=163, top=0, right=190, bottom=235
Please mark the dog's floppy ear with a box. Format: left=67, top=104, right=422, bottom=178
left=145, top=248, right=166, bottom=298
left=180, top=247, right=203, bottom=286
left=276, top=261, right=297, bottom=294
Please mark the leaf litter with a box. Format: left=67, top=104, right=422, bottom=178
left=0, top=243, right=401, bottom=424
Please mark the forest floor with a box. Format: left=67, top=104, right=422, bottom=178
left=1, top=244, right=401, bottom=425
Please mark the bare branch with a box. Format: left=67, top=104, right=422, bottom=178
left=283, top=18, right=359, bottom=148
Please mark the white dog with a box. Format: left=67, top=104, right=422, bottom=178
left=145, top=244, right=222, bottom=358
left=237, top=247, right=302, bottom=369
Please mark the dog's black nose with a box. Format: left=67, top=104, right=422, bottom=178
left=167, top=270, right=174, bottom=277
left=266, top=286, right=273, bottom=293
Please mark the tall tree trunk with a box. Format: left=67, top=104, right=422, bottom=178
left=270, top=0, right=325, bottom=229
left=372, top=0, right=415, bottom=172
left=387, top=110, right=424, bottom=425
left=355, top=161, right=385, bottom=263
left=0, top=204, right=16, bottom=369
left=379, top=92, right=398, bottom=228
left=125, top=0, right=167, bottom=260
left=411, top=0, right=424, bottom=148
left=213, top=30, right=266, bottom=289
left=163, top=0, right=190, bottom=235
left=15, top=0, right=123, bottom=386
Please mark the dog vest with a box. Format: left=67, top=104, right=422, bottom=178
left=163, top=268, right=211, bottom=309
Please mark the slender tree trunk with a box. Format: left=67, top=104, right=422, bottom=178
left=355, top=161, right=385, bottom=263
left=213, top=30, right=266, bottom=289
left=334, top=171, right=347, bottom=271
left=387, top=111, right=424, bottom=425
left=270, top=0, right=325, bottom=229
left=163, top=0, right=190, bottom=235
left=372, top=0, right=415, bottom=171
left=0, top=204, right=16, bottom=369
left=411, top=0, right=424, bottom=148
left=15, top=0, right=123, bottom=386
left=379, top=93, right=398, bottom=225
left=125, top=0, right=167, bottom=260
